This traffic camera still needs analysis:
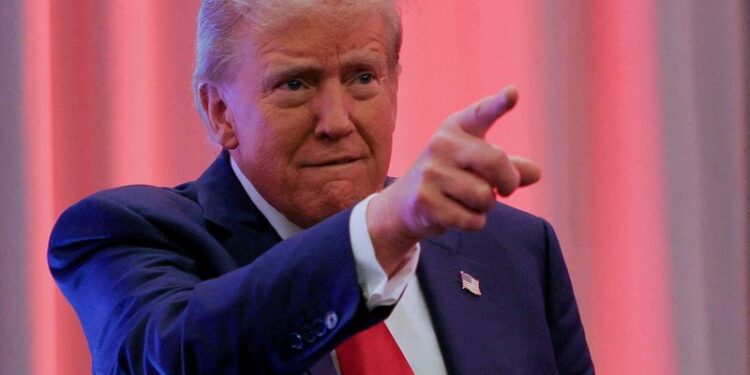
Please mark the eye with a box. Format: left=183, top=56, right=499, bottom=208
left=282, top=79, right=304, bottom=91
left=355, top=73, right=374, bottom=85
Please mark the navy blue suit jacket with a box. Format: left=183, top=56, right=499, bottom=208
left=49, top=151, right=593, bottom=374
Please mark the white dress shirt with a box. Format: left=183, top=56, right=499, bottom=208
left=230, top=158, right=447, bottom=375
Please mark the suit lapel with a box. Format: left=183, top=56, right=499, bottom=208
left=418, top=231, right=511, bottom=375
left=194, top=151, right=282, bottom=267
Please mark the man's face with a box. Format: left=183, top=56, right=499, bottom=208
left=220, top=9, right=398, bottom=228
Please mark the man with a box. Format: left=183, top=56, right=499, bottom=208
left=49, top=0, right=594, bottom=374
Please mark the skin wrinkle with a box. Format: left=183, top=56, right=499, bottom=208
left=193, top=1, right=402, bottom=126
left=211, top=9, right=397, bottom=228
left=224, top=2, right=399, bottom=78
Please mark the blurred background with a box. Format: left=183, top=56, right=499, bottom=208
left=1, top=0, right=747, bottom=374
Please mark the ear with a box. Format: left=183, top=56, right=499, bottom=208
left=199, top=82, right=239, bottom=149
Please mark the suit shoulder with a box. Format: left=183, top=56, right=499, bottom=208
left=90, top=183, right=199, bottom=215
left=467, top=201, right=558, bottom=261
left=50, top=184, right=203, bottom=246
left=488, top=201, right=551, bottom=231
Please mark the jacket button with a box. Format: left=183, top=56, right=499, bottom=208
left=301, top=327, right=316, bottom=343
left=313, top=319, right=327, bottom=337
left=290, top=333, right=304, bottom=350
left=324, top=311, right=338, bottom=330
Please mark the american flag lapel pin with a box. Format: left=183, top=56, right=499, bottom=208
left=460, top=271, right=482, bottom=296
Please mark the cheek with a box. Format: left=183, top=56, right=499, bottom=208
left=240, top=105, right=312, bottom=160
left=362, top=95, right=396, bottom=141
left=355, top=101, right=395, bottom=174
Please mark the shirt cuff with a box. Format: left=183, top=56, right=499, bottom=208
left=349, top=193, right=420, bottom=310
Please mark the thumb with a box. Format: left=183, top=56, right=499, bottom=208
left=510, top=156, right=541, bottom=187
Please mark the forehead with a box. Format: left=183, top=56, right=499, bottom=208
left=245, top=6, right=391, bottom=65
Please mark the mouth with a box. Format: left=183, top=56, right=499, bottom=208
left=300, top=156, right=363, bottom=168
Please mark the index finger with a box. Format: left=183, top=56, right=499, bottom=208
left=447, top=85, right=519, bottom=138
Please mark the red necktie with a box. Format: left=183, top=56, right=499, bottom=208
left=336, top=322, right=414, bottom=375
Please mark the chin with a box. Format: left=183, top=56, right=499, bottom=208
left=293, top=183, right=375, bottom=228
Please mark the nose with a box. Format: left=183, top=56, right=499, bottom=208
left=313, top=81, right=355, bottom=140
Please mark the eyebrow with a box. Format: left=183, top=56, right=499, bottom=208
left=339, top=49, right=388, bottom=75
left=340, top=46, right=386, bottom=65
left=260, top=46, right=388, bottom=88
left=262, top=61, right=325, bottom=89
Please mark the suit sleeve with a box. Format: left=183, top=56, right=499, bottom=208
left=48, top=191, right=389, bottom=375
left=541, top=219, right=595, bottom=374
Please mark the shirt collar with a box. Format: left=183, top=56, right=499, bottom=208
left=230, top=156, right=303, bottom=240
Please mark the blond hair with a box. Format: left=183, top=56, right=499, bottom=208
left=192, top=0, right=402, bottom=122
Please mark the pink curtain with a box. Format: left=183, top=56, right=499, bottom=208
left=3, top=0, right=747, bottom=374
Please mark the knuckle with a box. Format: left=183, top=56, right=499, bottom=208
left=476, top=182, right=493, bottom=197
left=427, top=130, right=455, bottom=155
left=460, top=213, right=486, bottom=231
left=489, top=145, right=508, bottom=165
left=420, top=160, right=442, bottom=182
left=473, top=214, right=488, bottom=230
left=477, top=185, right=496, bottom=210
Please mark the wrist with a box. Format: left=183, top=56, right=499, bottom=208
left=366, top=193, right=420, bottom=276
